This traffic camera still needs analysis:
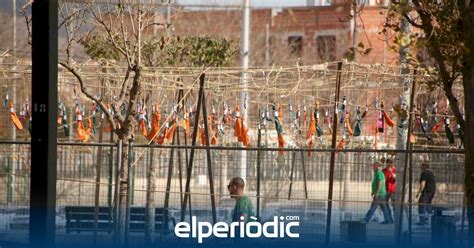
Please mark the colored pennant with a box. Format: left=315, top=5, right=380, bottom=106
left=9, top=102, right=23, bottom=130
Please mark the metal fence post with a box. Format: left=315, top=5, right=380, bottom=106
left=113, top=140, right=122, bottom=243
left=108, top=132, right=114, bottom=208
left=256, top=124, right=262, bottom=220
left=125, top=139, right=133, bottom=245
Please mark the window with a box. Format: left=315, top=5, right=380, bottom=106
left=316, top=35, right=336, bottom=61
left=288, top=36, right=303, bottom=56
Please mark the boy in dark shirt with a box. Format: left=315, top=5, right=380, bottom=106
left=416, top=163, right=436, bottom=225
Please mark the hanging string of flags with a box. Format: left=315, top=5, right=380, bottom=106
left=1, top=86, right=464, bottom=151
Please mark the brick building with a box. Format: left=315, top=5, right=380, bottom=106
left=169, top=0, right=398, bottom=66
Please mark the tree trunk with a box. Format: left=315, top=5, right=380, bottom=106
left=463, top=3, right=474, bottom=245
left=116, top=137, right=130, bottom=245
left=145, top=148, right=156, bottom=245
left=394, top=2, right=411, bottom=241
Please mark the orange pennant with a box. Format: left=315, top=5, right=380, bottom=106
left=77, top=119, right=92, bottom=143
left=165, top=122, right=177, bottom=142
left=234, top=106, right=242, bottom=142
left=410, top=133, right=416, bottom=144
left=103, top=119, right=112, bottom=132
left=307, top=139, right=315, bottom=157
left=157, top=126, right=168, bottom=145
left=242, top=124, right=250, bottom=147
left=139, top=119, right=148, bottom=137
left=382, top=110, right=395, bottom=127
left=306, top=114, right=316, bottom=139
left=431, top=121, right=443, bottom=134
left=9, top=103, right=23, bottom=130
left=278, top=133, right=285, bottom=155
left=345, top=112, right=353, bottom=136
left=147, top=110, right=161, bottom=142
left=337, top=138, right=345, bottom=151
left=374, top=126, right=379, bottom=149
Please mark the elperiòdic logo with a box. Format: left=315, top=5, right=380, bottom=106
left=175, top=216, right=300, bottom=243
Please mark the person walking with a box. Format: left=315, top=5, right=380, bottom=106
left=227, top=177, right=254, bottom=222
left=416, top=163, right=436, bottom=226
left=361, top=162, right=393, bottom=224
left=382, top=158, right=396, bottom=223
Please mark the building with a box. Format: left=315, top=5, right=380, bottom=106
left=169, top=0, right=397, bottom=66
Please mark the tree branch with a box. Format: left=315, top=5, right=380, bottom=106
left=402, top=13, right=424, bottom=28
left=89, top=6, right=130, bottom=66
left=59, top=61, right=121, bottom=131
left=120, top=67, right=142, bottom=137
left=113, top=66, right=131, bottom=119
left=412, top=0, right=465, bottom=126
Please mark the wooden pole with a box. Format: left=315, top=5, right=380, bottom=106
left=176, top=88, right=185, bottom=205
left=181, top=73, right=205, bottom=222
left=301, top=151, right=308, bottom=199
left=201, top=81, right=217, bottom=224
left=325, top=61, right=343, bottom=246
left=288, top=151, right=296, bottom=200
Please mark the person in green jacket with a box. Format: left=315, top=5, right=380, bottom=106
left=361, top=162, right=393, bottom=224
left=227, top=177, right=254, bottom=222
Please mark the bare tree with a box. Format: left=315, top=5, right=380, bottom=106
left=25, top=1, right=156, bottom=244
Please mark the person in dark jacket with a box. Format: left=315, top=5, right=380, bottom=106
left=416, top=163, right=436, bottom=225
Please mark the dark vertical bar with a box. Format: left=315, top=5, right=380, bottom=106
left=125, top=141, right=133, bottom=245
left=183, top=120, right=192, bottom=223
left=181, top=73, right=205, bottom=222
left=94, top=118, right=105, bottom=245
left=164, top=140, right=176, bottom=238
left=256, top=122, right=262, bottom=220
left=114, top=140, right=122, bottom=243
left=7, top=157, right=12, bottom=204
left=163, top=131, right=176, bottom=236
left=108, top=131, right=114, bottom=225
left=397, top=71, right=416, bottom=244
left=200, top=78, right=217, bottom=224
left=461, top=193, right=467, bottom=246
left=325, top=61, right=343, bottom=247
left=78, top=153, right=83, bottom=205
left=131, top=152, right=136, bottom=205
left=408, top=146, right=413, bottom=244
left=177, top=89, right=185, bottom=205
left=30, top=1, right=58, bottom=246
left=177, top=128, right=184, bottom=204
left=124, top=142, right=133, bottom=244
left=288, top=151, right=296, bottom=200
left=301, top=151, right=308, bottom=199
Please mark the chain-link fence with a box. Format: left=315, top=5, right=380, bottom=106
left=0, top=141, right=466, bottom=247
